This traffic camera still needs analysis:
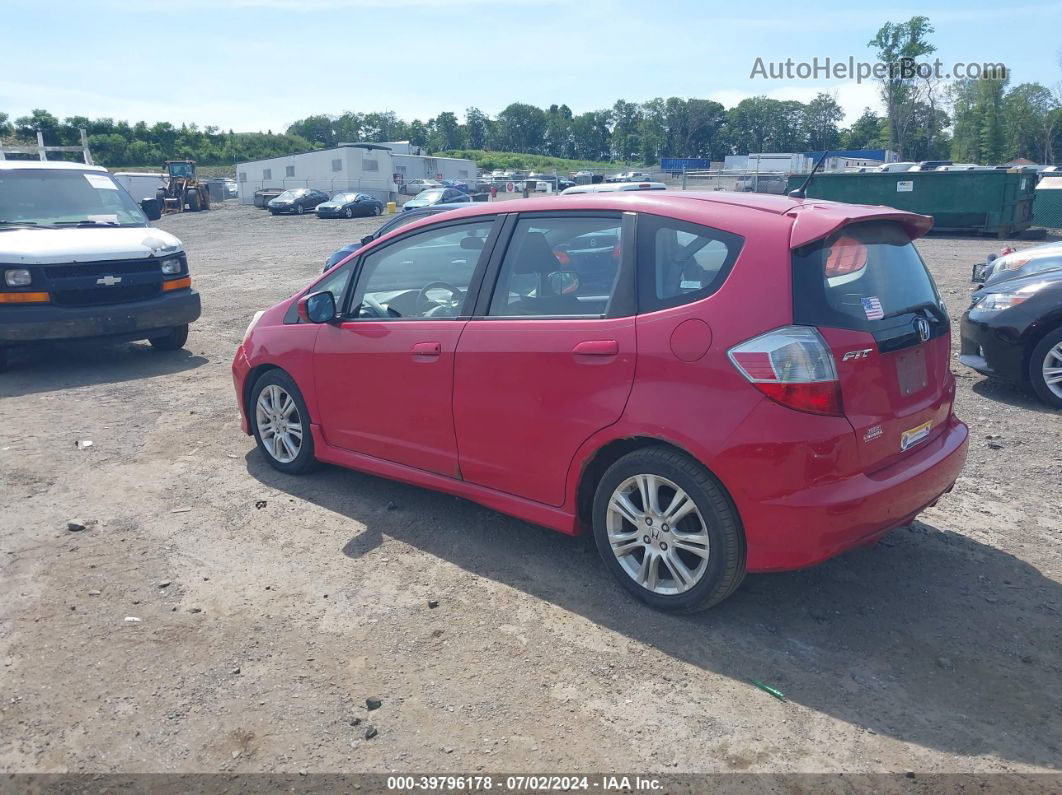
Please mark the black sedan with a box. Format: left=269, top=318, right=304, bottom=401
left=960, top=241, right=1062, bottom=408
left=268, top=188, right=329, bottom=215
left=316, top=192, right=384, bottom=219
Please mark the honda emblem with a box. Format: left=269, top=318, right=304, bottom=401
left=915, top=317, right=930, bottom=343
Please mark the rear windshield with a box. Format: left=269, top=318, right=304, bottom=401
left=792, top=221, right=943, bottom=330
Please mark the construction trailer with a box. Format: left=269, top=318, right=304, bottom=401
left=113, top=172, right=166, bottom=203
left=235, top=143, right=476, bottom=205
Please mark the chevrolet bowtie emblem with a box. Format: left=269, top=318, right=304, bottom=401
left=96, top=275, right=122, bottom=286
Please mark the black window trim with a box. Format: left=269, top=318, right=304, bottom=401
left=336, top=214, right=504, bottom=321
left=471, top=210, right=637, bottom=321
left=634, top=211, right=745, bottom=314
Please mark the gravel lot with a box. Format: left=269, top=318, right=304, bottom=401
left=1, top=200, right=1060, bottom=777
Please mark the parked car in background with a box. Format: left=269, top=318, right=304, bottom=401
left=233, top=192, right=968, bottom=612
left=560, top=181, right=666, bottom=194
left=402, top=179, right=442, bottom=196
left=315, top=192, right=384, bottom=219
left=322, top=203, right=472, bottom=270
left=441, top=180, right=473, bottom=194
left=0, top=160, right=200, bottom=371
left=403, top=187, right=472, bottom=211
left=268, top=188, right=329, bottom=215
left=961, top=241, right=1062, bottom=408
left=254, top=188, right=284, bottom=208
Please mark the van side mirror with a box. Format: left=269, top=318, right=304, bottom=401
left=140, top=198, right=162, bottom=221
left=298, top=291, right=337, bottom=323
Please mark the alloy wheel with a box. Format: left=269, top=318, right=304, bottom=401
left=255, top=384, right=303, bottom=463
left=1043, top=341, right=1062, bottom=399
left=605, top=474, right=710, bottom=595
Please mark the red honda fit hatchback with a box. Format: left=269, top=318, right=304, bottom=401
left=232, top=192, right=968, bottom=611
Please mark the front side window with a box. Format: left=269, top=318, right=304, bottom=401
left=0, top=169, right=148, bottom=227
left=351, top=220, right=495, bottom=320
left=488, top=215, right=624, bottom=317
left=637, top=215, right=743, bottom=312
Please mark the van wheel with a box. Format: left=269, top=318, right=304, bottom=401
left=592, top=446, right=746, bottom=612
left=1029, top=328, right=1062, bottom=409
left=250, top=370, right=319, bottom=474
left=148, top=324, right=189, bottom=351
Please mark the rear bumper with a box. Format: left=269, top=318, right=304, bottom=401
left=0, top=290, right=201, bottom=346
left=740, top=416, right=969, bottom=572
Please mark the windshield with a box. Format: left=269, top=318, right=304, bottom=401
left=0, top=168, right=148, bottom=228
left=416, top=189, right=444, bottom=202
left=331, top=193, right=357, bottom=203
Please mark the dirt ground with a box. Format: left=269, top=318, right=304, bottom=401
left=1, top=200, right=1060, bottom=778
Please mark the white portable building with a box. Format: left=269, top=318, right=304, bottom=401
left=235, top=144, right=397, bottom=205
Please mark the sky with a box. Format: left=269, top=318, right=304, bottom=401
left=2, top=0, right=1060, bottom=133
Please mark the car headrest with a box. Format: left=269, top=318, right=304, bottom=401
left=460, top=236, right=485, bottom=250
left=511, top=231, right=557, bottom=274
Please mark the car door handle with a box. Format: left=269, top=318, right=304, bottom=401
left=572, top=340, right=618, bottom=356
left=411, top=341, right=441, bottom=356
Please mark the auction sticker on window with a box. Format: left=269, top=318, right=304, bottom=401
left=900, top=420, right=932, bottom=451
left=84, top=173, right=118, bottom=190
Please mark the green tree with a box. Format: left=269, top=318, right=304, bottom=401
left=840, top=109, right=886, bottom=149
left=495, top=103, right=547, bottom=154
left=1004, top=83, right=1057, bottom=162
left=802, top=93, right=843, bottom=150
left=867, top=16, right=936, bottom=156
left=464, top=107, right=490, bottom=150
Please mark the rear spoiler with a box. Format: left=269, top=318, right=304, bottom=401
left=786, top=203, right=934, bottom=249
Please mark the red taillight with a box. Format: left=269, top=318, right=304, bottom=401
left=728, top=326, right=843, bottom=416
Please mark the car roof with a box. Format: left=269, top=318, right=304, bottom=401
left=388, top=191, right=934, bottom=249
left=0, top=159, right=108, bottom=172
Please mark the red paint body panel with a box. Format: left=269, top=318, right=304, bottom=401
left=312, top=319, right=466, bottom=477
left=232, top=191, right=969, bottom=576
left=453, top=317, right=636, bottom=505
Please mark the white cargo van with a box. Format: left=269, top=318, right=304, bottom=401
left=0, top=160, right=200, bottom=371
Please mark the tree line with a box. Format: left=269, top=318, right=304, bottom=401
left=2, top=17, right=1059, bottom=169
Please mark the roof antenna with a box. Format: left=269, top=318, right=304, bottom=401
left=788, top=151, right=830, bottom=199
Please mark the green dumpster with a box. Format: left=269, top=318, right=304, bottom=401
left=1033, top=177, right=1062, bottom=229
left=784, top=169, right=1037, bottom=237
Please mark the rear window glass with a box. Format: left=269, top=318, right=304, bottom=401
left=636, top=214, right=743, bottom=312
left=792, top=221, right=943, bottom=330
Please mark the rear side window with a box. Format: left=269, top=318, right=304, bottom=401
left=792, top=221, right=943, bottom=331
left=636, top=214, right=743, bottom=312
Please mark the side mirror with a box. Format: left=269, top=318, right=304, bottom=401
left=361, top=234, right=374, bottom=245
left=140, top=198, right=162, bottom=221
left=547, top=270, right=580, bottom=295
left=298, top=290, right=337, bottom=323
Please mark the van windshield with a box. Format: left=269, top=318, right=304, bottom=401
left=0, top=169, right=148, bottom=228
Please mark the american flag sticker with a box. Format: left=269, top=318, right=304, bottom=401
left=861, top=296, right=884, bottom=320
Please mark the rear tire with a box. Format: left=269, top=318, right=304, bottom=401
left=148, top=324, right=189, bottom=351
left=592, top=446, right=746, bottom=612
left=1029, top=327, right=1062, bottom=409
left=250, top=370, right=319, bottom=474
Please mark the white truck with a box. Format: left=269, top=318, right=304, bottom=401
left=0, top=159, right=200, bottom=371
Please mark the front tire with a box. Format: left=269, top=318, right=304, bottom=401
left=344, top=207, right=354, bottom=219
left=1029, top=327, right=1062, bottom=409
left=148, top=324, right=189, bottom=351
left=250, top=370, right=319, bottom=474
left=185, top=190, right=201, bottom=212
left=592, top=446, right=745, bottom=612
left=296, top=204, right=305, bottom=215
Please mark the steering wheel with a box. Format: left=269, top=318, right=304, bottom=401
left=359, top=293, right=391, bottom=318
left=415, top=281, right=464, bottom=316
